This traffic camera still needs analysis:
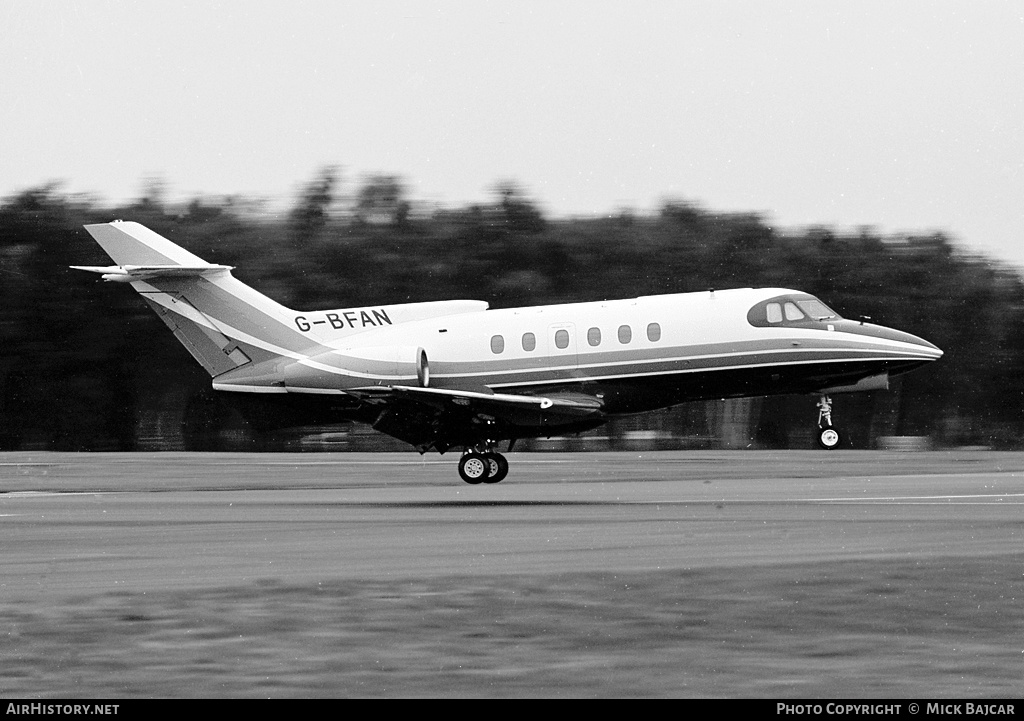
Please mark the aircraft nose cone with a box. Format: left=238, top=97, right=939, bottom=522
left=887, top=330, right=943, bottom=360
left=837, top=320, right=942, bottom=360
left=903, top=332, right=943, bottom=359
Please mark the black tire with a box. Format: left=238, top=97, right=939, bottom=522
left=482, top=452, right=509, bottom=484
left=818, top=426, right=841, bottom=450
left=458, top=453, right=491, bottom=484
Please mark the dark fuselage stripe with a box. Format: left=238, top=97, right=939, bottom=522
left=483, top=354, right=911, bottom=390
left=425, top=343, right=935, bottom=384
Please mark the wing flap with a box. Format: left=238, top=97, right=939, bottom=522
left=388, top=385, right=604, bottom=418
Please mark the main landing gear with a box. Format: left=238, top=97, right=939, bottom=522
left=816, top=395, right=841, bottom=450
left=458, top=445, right=510, bottom=484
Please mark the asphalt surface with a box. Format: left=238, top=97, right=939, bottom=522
left=2, top=450, right=1022, bottom=598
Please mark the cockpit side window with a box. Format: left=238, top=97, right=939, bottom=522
left=747, top=294, right=841, bottom=328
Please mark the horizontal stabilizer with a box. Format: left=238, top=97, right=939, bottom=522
left=70, top=264, right=234, bottom=283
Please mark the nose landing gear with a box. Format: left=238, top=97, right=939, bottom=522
left=816, top=395, right=841, bottom=449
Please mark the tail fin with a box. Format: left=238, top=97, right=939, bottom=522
left=75, top=221, right=312, bottom=377
left=78, top=221, right=212, bottom=266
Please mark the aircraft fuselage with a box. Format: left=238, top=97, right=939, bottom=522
left=213, top=287, right=941, bottom=417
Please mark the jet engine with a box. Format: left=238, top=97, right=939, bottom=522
left=335, top=345, right=430, bottom=387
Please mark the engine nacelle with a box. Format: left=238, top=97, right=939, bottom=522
left=335, top=345, right=430, bottom=386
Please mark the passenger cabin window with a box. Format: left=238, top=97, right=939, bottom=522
left=588, top=327, right=601, bottom=346
left=618, top=325, right=632, bottom=344
left=647, top=323, right=661, bottom=342
left=490, top=335, right=504, bottom=354
left=748, top=294, right=842, bottom=328
left=554, top=329, right=570, bottom=349
left=522, top=332, right=536, bottom=351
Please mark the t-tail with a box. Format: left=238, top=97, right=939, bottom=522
left=73, top=221, right=489, bottom=388
left=72, top=221, right=316, bottom=378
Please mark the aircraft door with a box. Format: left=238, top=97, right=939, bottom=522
left=546, top=323, right=579, bottom=371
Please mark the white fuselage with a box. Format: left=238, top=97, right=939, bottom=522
left=212, top=287, right=941, bottom=414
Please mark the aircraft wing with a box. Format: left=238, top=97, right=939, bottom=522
left=393, top=385, right=602, bottom=415
left=347, top=384, right=605, bottom=451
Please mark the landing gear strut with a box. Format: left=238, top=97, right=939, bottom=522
left=458, top=444, right=510, bottom=484
left=816, top=395, right=841, bottom=449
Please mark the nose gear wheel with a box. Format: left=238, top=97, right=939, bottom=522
left=818, top=427, right=841, bottom=449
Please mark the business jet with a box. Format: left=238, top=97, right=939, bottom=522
left=73, top=221, right=942, bottom=483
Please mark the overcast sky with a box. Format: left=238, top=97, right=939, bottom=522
left=2, top=1, right=1022, bottom=267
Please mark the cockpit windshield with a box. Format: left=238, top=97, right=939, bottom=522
left=747, top=294, right=842, bottom=328
left=795, top=299, right=839, bottom=321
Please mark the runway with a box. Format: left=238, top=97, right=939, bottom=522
left=2, top=450, right=1022, bottom=594
left=1, top=450, right=1023, bottom=697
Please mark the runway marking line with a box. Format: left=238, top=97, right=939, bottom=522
left=0, top=491, right=111, bottom=497
left=799, top=492, right=1024, bottom=503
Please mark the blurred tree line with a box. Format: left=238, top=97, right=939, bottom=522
left=2, top=170, right=1022, bottom=451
